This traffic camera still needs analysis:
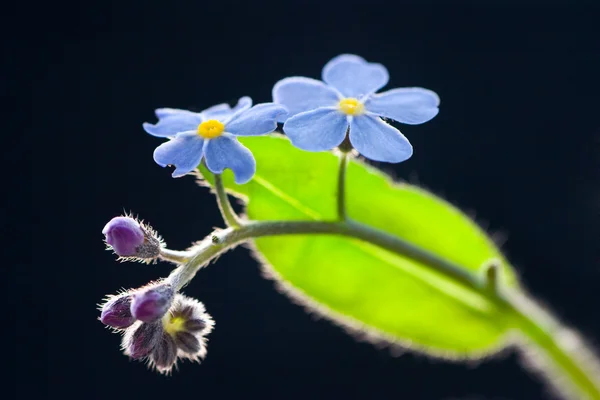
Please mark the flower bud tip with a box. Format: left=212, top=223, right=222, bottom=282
left=100, top=295, right=136, bottom=329
left=103, top=217, right=145, bottom=257
left=131, top=284, right=174, bottom=323
left=103, top=215, right=162, bottom=260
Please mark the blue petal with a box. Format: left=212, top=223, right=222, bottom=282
left=272, top=77, right=341, bottom=122
left=283, top=107, right=349, bottom=151
left=225, top=103, right=288, bottom=136
left=143, top=111, right=202, bottom=138
left=321, top=54, right=389, bottom=98
left=230, top=96, right=252, bottom=112
left=323, top=54, right=366, bottom=69
left=155, top=108, right=197, bottom=119
left=204, top=134, right=256, bottom=184
left=365, top=88, right=440, bottom=125
left=153, top=131, right=205, bottom=177
left=202, top=96, right=252, bottom=121
left=199, top=103, right=230, bottom=118
left=349, top=114, right=412, bottom=163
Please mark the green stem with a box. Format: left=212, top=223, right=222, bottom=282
left=502, top=290, right=600, bottom=399
left=158, top=248, right=192, bottom=264
left=337, top=152, right=349, bottom=221
left=167, top=219, right=479, bottom=292
left=166, top=219, right=600, bottom=399
left=214, top=174, right=241, bottom=228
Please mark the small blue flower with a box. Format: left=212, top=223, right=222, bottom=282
left=273, top=54, right=440, bottom=163
left=143, top=97, right=287, bottom=184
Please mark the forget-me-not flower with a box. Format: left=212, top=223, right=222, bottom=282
left=273, top=54, right=440, bottom=163
left=143, top=97, right=287, bottom=184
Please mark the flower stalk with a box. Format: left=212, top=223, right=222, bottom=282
left=214, top=173, right=242, bottom=228
left=158, top=248, right=192, bottom=264
left=166, top=218, right=600, bottom=399
left=336, top=152, right=349, bottom=221
left=102, top=52, right=600, bottom=398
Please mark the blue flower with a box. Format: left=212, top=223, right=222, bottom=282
left=273, top=54, right=440, bottom=163
left=143, top=97, right=287, bottom=184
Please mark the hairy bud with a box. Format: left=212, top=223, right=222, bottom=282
left=103, top=217, right=144, bottom=256
left=100, top=294, right=136, bottom=329
left=131, top=284, right=175, bottom=323
left=102, top=216, right=161, bottom=259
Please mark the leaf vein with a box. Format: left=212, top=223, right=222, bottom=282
left=252, top=172, right=494, bottom=314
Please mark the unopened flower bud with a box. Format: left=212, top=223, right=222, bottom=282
left=103, top=217, right=144, bottom=256
left=102, top=216, right=161, bottom=259
left=131, top=284, right=175, bottom=323
left=126, top=321, right=163, bottom=359
left=100, top=294, right=135, bottom=329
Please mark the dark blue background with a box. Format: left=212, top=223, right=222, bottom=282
left=20, top=1, right=600, bottom=399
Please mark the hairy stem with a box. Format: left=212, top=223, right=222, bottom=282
left=337, top=152, right=349, bottom=221
left=214, top=174, right=241, bottom=228
left=158, top=248, right=192, bottom=264
left=167, top=219, right=600, bottom=399
left=167, top=219, right=479, bottom=292
left=503, top=290, right=600, bottom=399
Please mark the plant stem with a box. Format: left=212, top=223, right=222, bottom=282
left=158, top=248, right=192, bottom=264
left=214, top=174, right=241, bottom=228
left=337, top=152, right=349, bottom=221
left=502, top=290, right=600, bottom=400
left=167, top=219, right=600, bottom=399
left=168, top=219, right=480, bottom=296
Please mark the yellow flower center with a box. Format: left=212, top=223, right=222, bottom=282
left=197, top=119, right=225, bottom=139
left=163, top=315, right=186, bottom=336
left=338, top=98, right=365, bottom=116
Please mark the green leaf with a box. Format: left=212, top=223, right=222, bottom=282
left=199, top=134, right=519, bottom=357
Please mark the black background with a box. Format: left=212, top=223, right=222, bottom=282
left=20, top=1, right=600, bottom=399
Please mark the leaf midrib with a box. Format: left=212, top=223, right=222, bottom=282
left=251, top=174, right=496, bottom=315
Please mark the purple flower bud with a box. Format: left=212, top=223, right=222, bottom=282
left=102, top=217, right=145, bottom=257
left=131, top=284, right=174, bottom=323
left=100, top=295, right=136, bottom=329
left=127, top=321, right=163, bottom=359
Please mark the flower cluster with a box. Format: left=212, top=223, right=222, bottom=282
left=100, top=216, right=214, bottom=373
left=143, top=54, right=439, bottom=182
left=101, top=54, right=439, bottom=374
left=100, top=280, right=213, bottom=374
